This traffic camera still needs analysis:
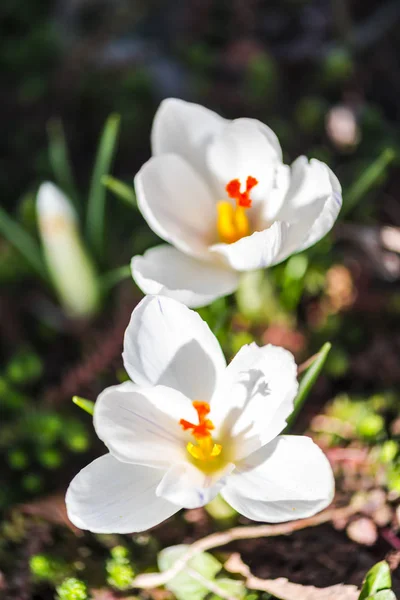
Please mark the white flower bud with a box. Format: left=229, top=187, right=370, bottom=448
left=37, top=182, right=100, bottom=318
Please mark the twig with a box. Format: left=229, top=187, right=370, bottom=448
left=132, top=504, right=357, bottom=589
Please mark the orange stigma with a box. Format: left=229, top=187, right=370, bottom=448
left=180, top=401, right=214, bottom=440
left=226, top=176, right=258, bottom=208
left=180, top=401, right=222, bottom=462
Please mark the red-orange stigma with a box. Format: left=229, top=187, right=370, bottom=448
left=226, top=176, right=258, bottom=208
left=180, top=400, right=214, bottom=440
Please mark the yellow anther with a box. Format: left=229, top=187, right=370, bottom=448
left=187, top=439, right=222, bottom=462
left=180, top=401, right=222, bottom=467
left=210, top=443, right=222, bottom=457
left=217, top=201, right=250, bottom=244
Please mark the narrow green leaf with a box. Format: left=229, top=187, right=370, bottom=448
left=101, top=175, right=137, bottom=208
left=86, top=114, right=121, bottom=258
left=72, top=396, right=95, bottom=416
left=47, top=119, right=79, bottom=209
left=0, top=205, right=48, bottom=280
left=359, top=561, right=392, bottom=600
left=343, top=148, right=396, bottom=216
left=285, top=342, right=332, bottom=431
left=100, top=265, right=132, bottom=293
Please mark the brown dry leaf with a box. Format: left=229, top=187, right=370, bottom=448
left=225, top=553, right=359, bottom=600
left=19, top=493, right=82, bottom=534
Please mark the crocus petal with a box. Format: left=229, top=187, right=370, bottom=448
left=156, top=462, right=234, bottom=509
left=210, top=222, right=289, bottom=271
left=123, top=295, right=226, bottom=401
left=151, top=98, right=228, bottom=187
left=257, top=164, right=291, bottom=227
left=131, top=245, right=239, bottom=308
left=273, top=157, right=342, bottom=261
left=94, top=382, right=197, bottom=468
left=222, top=435, right=334, bottom=523
left=66, top=453, right=178, bottom=533
left=207, top=119, right=282, bottom=203
left=135, top=154, right=216, bottom=257
left=296, top=167, right=342, bottom=252
left=212, top=344, right=298, bottom=458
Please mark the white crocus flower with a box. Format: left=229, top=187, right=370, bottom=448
left=131, top=98, right=342, bottom=308
left=66, top=295, right=334, bottom=533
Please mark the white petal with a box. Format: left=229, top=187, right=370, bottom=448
left=210, top=222, right=289, bottom=271
left=123, top=295, right=226, bottom=401
left=207, top=119, right=282, bottom=202
left=222, top=435, right=334, bottom=522
left=274, top=158, right=342, bottom=261
left=297, top=166, right=342, bottom=252
left=156, top=462, right=234, bottom=509
left=151, top=98, right=228, bottom=187
left=94, top=382, right=196, bottom=468
left=135, top=154, right=216, bottom=258
left=66, top=454, right=178, bottom=533
left=257, top=164, right=291, bottom=226
left=131, top=245, right=239, bottom=308
left=212, top=344, right=298, bottom=458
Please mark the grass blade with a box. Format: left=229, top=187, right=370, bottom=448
left=47, top=119, right=79, bottom=209
left=343, top=148, right=396, bottom=216
left=86, top=114, right=121, bottom=259
left=101, top=175, right=137, bottom=209
left=0, top=205, right=48, bottom=280
left=285, top=342, right=332, bottom=431
left=72, top=396, right=94, bottom=416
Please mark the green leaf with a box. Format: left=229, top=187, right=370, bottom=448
left=367, top=592, right=397, bottom=600
left=359, top=561, right=392, bottom=600
left=0, top=205, right=48, bottom=280
left=101, top=175, right=137, bottom=208
left=72, top=396, right=94, bottom=416
left=86, top=114, right=121, bottom=258
left=100, top=265, right=132, bottom=293
left=210, top=578, right=246, bottom=600
left=158, top=545, right=222, bottom=600
left=47, top=119, right=79, bottom=209
left=285, top=342, right=332, bottom=431
left=343, top=148, right=396, bottom=216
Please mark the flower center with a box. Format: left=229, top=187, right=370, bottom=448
left=179, top=401, right=222, bottom=462
left=216, top=176, right=258, bottom=244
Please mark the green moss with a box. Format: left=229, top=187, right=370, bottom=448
left=56, top=578, right=88, bottom=600
left=106, top=545, right=135, bottom=590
